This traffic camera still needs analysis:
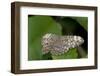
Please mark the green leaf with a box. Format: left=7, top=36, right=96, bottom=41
left=28, top=16, right=62, bottom=60
left=42, top=52, right=52, bottom=60
left=71, top=17, right=88, bottom=31
left=52, top=48, right=78, bottom=59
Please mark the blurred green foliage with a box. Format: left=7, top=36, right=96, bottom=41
left=28, top=15, right=88, bottom=60
left=71, top=17, right=88, bottom=30
left=52, top=48, right=78, bottom=59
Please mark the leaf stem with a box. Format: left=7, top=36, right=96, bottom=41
left=77, top=46, right=87, bottom=58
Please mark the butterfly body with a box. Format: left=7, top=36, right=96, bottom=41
left=42, top=33, right=84, bottom=55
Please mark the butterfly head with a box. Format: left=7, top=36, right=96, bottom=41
left=73, top=36, right=84, bottom=46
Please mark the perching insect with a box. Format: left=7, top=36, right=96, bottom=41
left=41, top=33, right=84, bottom=56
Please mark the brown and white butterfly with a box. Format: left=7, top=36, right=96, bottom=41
left=41, top=33, right=84, bottom=55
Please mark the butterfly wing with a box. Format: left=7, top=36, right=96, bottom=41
left=50, top=37, right=70, bottom=55
left=50, top=36, right=82, bottom=55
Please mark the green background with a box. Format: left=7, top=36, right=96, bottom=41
left=28, top=15, right=88, bottom=60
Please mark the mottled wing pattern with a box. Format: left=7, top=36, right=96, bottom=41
left=41, top=33, right=84, bottom=55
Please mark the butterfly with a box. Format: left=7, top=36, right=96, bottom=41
left=41, top=33, right=84, bottom=56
